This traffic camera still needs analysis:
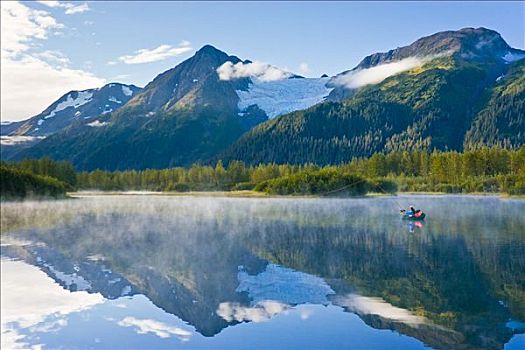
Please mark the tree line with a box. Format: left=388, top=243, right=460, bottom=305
left=76, top=146, right=525, bottom=195
left=2, top=146, right=524, bottom=198
left=0, top=165, right=70, bottom=199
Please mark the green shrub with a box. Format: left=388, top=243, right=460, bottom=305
left=172, top=183, right=191, bottom=192
left=369, top=178, right=398, bottom=193
left=257, top=169, right=368, bottom=196
left=1, top=165, right=69, bottom=199
left=434, top=183, right=462, bottom=193
left=502, top=174, right=525, bottom=195
left=231, top=182, right=256, bottom=191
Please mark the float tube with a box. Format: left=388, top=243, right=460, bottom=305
left=401, top=211, right=426, bottom=220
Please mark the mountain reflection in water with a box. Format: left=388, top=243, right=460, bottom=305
left=1, top=195, right=524, bottom=349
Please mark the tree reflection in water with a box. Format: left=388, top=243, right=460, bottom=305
left=1, top=195, right=524, bottom=349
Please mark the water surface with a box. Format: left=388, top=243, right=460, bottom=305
left=1, top=195, right=524, bottom=349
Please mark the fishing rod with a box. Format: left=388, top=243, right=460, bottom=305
left=320, top=177, right=406, bottom=211
left=319, top=178, right=369, bottom=196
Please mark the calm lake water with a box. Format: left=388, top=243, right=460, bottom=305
left=1, top=195, right=524, bottom=350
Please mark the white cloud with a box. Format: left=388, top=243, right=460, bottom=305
left=37, top=1, right=90, bottom=15
left=0, top=135, right=46, bottom=146
left=217, top=61, right=293, bottom=81
left=1, top=1, right=105, bottom=122
left=111, top=74, right=131, bottom=81
left=332, top=293, right=427, bottom=326
left=116, top=42, right=192, bottom=64
left=2, top=54, right=105, bottom=122
left=217, top=300, right=289, bottom=323
left=332, top=56, right=426, bottom=89
left=299, top=308, right=312, bottom=320
left=299, top=62, right=310, bottom=74
left=1, top=260, right=103, bottom=349
left=64, top=3, right=89, bottom=14
left=35, top=50, right=70, bottom=66
left=117, top=317, right=192, bottom=341
left=1, top=1, right=63, bottom=57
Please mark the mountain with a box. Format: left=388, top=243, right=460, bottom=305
left=1, top=83, right=141, bottom=159
left=1, top=120, right=25, bottom=136
left=8, top=28, right=525, bottom=169
left=464, top=59, right=525, bottom=149
left=327, top=27, right=524, bottom=100
left=14, top=45, right=332, bottom=170
left=355, top=27, right=521, bottom=69
left=3, top=83, right=141, bottom=137
left=221, top=28, right=525, bottom=165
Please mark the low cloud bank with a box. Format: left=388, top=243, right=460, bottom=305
left=332, top=56, right=429, bottom=89
left=217, top=61, right=292, bottom=81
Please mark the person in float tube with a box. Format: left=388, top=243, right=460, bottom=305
left=400, top=205, right=421, bottom=216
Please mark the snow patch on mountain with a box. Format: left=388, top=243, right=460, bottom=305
left=87, top=120, right=109, bottom=127
left=237, top=78, right=333, bottom=119
left=121, top=285, right=132, bottom=296
left=122, top=86, right=133, bottom=96
left=108, top=96, right=122, bottom=104
left=43, top=91, right=93, bottom=120
left=503, top=51, right=525, bottom=63
left=44, top=263, right=92, bottom=291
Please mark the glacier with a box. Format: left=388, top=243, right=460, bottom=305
left=237, top=77, right=333, bottom=119
left=236, top=264, right=335, bottom=305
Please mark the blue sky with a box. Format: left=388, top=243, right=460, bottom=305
left=2, top=1, right=524, bottom=121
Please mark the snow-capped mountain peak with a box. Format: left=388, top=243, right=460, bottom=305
left=7, top=83, right=141, bottom=138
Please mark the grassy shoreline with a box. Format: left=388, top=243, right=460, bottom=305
left=67, top=190, right=524, bottom=199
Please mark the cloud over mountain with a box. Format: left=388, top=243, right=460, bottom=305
left=217, top=61, right=292, bottom=81
left=332, top=57, right=425, bottom=89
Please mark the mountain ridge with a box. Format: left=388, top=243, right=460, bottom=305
left=12, top=44, right=333, bottom=169
left=221, top=28, right=525, bottom=165
left=7, top=27, right=525, bottom=169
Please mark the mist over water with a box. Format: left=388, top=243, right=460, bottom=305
left=1, top=195, right=524, bottom=349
